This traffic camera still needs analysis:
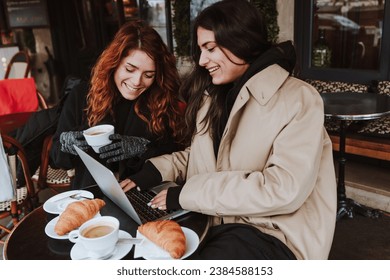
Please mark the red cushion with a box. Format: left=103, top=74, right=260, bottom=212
left=0, top=78, right=38, bottom=116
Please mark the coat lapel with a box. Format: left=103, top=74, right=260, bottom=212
left=218, top=65, right=289, bottom=168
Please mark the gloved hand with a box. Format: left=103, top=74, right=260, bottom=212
left=59, top=131, right=89, bottom=155
left=99, top=134, right=150, bottom=163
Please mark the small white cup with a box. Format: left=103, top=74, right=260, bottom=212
left=83, top=124, right=114, bottom=153
left=68, top=216, right=119, bottom=259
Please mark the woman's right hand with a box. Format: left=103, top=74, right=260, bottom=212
left=120, top=178, right=137, bottom=192
left=59, top=131, right=89, bottom=155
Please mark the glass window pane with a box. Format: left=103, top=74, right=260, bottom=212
left=141, top=0, right=167, bottom=45
left=312, top=0, right=385, bottom=70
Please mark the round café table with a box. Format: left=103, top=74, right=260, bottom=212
left=3, top=185, right=210, bottom=260
left=320, top=92, right=390, bottom=221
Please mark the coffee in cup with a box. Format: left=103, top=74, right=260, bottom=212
left=83, top=124, right=114, bottom=153
left=83, top=224, right=114, bottom=238
left=85, top=131, right=106, bottom=136
left=68, top=216, right=119, bottom=259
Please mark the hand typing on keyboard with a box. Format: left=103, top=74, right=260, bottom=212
left=126, top=188, right=170, bottom=223
left=120, top=178, right=137, bottom=192
left=148, top=189, right=168, bottom=211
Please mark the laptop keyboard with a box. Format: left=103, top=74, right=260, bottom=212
left=125, top=188, right=170, bottom=223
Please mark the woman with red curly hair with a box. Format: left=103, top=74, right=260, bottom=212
left=50, top=21, right=185, bottom=189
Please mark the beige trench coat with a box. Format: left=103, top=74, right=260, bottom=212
left=150, top=64, right=337, bottom=260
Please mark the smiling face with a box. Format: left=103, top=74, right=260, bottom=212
left=114, top=49, right=156, bottom=100
left=197, top=27, right=249, bottom=85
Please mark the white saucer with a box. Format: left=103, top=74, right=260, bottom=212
left=45, top=213, right=101, bottom=240
left=134, top=227, right=199, bottom=260
left=43, top=190, right=94, bottom=214
left=70, top=230, right=133, bottom=260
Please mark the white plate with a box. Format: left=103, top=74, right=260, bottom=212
left=70, top=230, right=133, bottom=260
left=43, top=190, right=94, bottom=214
left=45, top=213, right=101, bottom=240
left=134, top=227, right=199, bottom=260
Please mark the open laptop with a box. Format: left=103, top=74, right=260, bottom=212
left=74, top=145, right=189, bottom=225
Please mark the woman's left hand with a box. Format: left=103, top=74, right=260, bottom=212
left=119, top=178, right=137, bottom=192
left=149, top=189, right=168, bottom=210
left=99, top=134, right=150, bottom=163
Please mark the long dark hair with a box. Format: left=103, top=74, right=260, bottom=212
left=181, top=0, right=271, bottom=142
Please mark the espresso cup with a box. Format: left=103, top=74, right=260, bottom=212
left=83, top=124, right=114, bottom=153
left=68, top=216, right=119, bottom=258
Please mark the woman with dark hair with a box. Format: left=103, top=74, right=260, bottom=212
left=121, top=0, right=337, bottom=259
left=50, top=20, right=185, bottom=189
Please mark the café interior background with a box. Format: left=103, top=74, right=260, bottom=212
left=0, top=0, right=294, bottom=104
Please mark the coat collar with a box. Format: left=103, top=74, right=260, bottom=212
left=202, top=64, right=290, bottom=130
left=225, top=64, right=289, bottom=132
left=242, top=64, right=290, bottom=106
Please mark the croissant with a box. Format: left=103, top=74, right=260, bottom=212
left=54, top=198, right=105, bottom=236
left=138, top=220, right=186, bottom=259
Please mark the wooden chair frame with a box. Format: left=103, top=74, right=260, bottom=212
left=4, top=50, right=31, bottom=79
left=1, top=134, right=36, bottom=243
left=36, top=89, right=48, bottom=110
left=32, top=134, right=73, bottom=194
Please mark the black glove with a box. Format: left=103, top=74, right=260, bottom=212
left=99, top=134, right=150, bottom=163
left=59, top=131, right=89, bottom=155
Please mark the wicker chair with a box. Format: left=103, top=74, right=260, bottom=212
left=1, top=134, right=36, bottom=244
left=32, top=134, right=74, bottom=194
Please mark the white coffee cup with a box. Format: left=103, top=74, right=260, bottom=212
left=68, top=216, right=119, bottom=259
left=83, top=124, right=114, bottom=153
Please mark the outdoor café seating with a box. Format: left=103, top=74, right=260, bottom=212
left=0, top=134, right=36, bottom=243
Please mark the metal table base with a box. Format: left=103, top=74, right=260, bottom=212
left=321, top=92, right=390, bottom=221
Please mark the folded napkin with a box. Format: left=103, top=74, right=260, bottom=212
left=0, top=135, right=15, bottom=202
left=0, top=78, right=38, bottom=116
left=133, top=230, right=172, bottom=259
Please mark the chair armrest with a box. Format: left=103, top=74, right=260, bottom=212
left=1, top=134, right=36, bottom=204
left=36, top=90, right=48, bottom=110
left=36, top=134, right=53, bottom=189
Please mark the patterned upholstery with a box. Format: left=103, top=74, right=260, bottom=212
left=358, top=115, right=390, bottom=137
left=323, top=118, right=341, bottom=133
left=305, top=79, right=368, bottom=94
left=0, top=187, right=27, bottom=211
left=378, top=81, right=390, bottom=96
left=33, top=167, right=73, bottom=186
left=31, top=134, right=73, bottom=193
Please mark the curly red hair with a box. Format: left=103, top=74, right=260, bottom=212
left=86, top=20, right=184, bottom=141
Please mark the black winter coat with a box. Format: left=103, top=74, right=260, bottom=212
left=11, top=76, right=82, bottom=186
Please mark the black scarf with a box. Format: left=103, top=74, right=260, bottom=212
left=213, top=41, right=296, bottom=157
